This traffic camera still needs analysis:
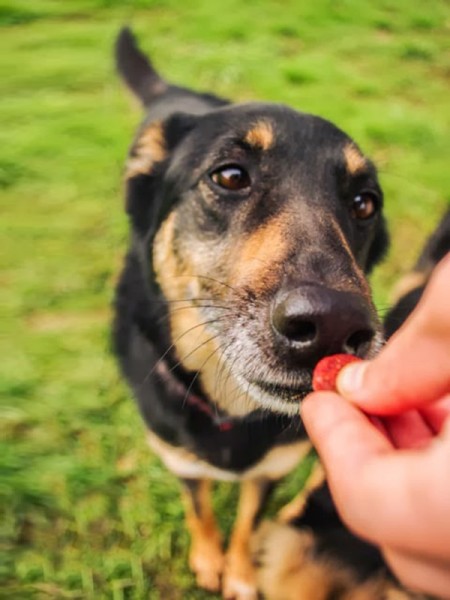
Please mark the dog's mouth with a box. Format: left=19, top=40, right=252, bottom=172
left=233, top=325, right=384, bottom=415
left=207, top=303, right=384, bottom=416
left=238, top=368, right=315, bottom=415
left=252, top=378, right=311, bottom=402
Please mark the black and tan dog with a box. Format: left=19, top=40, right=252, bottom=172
left=113, top=27, right=393, bottom=598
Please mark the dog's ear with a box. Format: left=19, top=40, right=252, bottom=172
left=115, top=27, right=167, bottom=106
left=125, top=112, right=199, bottom=235
left=365, top=215, right=389, bottom=273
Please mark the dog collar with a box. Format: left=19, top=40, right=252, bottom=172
left=185, top=393, right=235, bottom=432
left=154, top=358, right=236, bottom=431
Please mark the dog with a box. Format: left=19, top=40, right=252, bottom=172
left=252, top=210, right=450, bottom=600
left=113, top=27, right=391, bottom=599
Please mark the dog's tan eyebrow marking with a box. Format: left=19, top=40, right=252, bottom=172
left=231, top=214, right=289, bottom=293
left=126, top=120, right=167, bottom=179
left=343, top=143, right=367, bottom=175
left=329, top=217, right=371, bottom=299
left=244, top=120, right=275, bottom=150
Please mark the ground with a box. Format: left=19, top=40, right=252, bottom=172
left=1, top=1, right=449, bottom=598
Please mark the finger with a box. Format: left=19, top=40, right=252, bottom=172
left=420, top=394, right=450, bottom=434
left=302, top=390, right=393, bottom=460
left=383, top=547, right=450, bottom=599
left=336, top=255, right=450, bottom=415
left=302, top=392, right=450, bottom=558
left=367, top=415, right=390, bottom=437
left=382, top=410, right=434, bottom=449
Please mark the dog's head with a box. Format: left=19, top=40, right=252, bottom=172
left=118, top=30, right=389, bottom=416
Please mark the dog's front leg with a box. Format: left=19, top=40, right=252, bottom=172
left=277, top=460, right=325, bottom=524
left=182, top=478, right=225, bottom=592
left=223, top=478, right=272, bottom=600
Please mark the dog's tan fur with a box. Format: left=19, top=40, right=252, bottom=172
left=126, top=121, right=167, bottom=179
left=231, top=213, right=292, bottom=295
left=343, top=143, right=367, bottom=175
left=244, top=120, right=275, bottom=151
left=148, top=431, right=310, bottom=482
left=182, top=480, right=224, bottom=592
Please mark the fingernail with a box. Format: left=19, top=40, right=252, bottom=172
left=337, top=361, right=367, bottom=397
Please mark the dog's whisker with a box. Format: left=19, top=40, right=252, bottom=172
left=380, top=315, right=410, bottom=325
left=225, top=350, right=264, bottom=415
left=192, top=274, right=243, bottom=297
left=208, top=339, right=236, bottom=418
left=155, top=304, right=231, bottom=326
left=142, top=317, right=228, bottom=384
left=236, top=372, right=258, bottom=416
left=157, top=273, right=246, bottom=300
left=375, top=304, right=395, bottom=312
left=377, top=167, right=436, bottom=194
left=212, top=339, right=235, bottom=407
left=216, top=342, right=251, bottom=409
left=146, top=297, right=233, bottom=305
left=167, top=303, right=231, bottom=313
left=216, top=342, right=244, bottom=408
left=181, top=343, right=226, bottom=411
left=166, top=326, right=227, bottom=377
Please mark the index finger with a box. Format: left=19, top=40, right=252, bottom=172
left=302, top=391, right=450, bottom=558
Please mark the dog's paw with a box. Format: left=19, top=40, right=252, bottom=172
left=252, top=520, right=390, bottom=600
left=222, top=576, right=258, bottom=600
left=252, top=520, right=313, bottom=600
left=189, top=537, right=225, bottom=592
left=222, top=552, right=258, bottom=600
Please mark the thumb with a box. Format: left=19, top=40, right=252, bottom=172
left=337, top=254, right=450, bottom=415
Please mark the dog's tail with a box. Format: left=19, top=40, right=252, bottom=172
left=384, top=207, right=450, bottom=337
left=115, top=26, right=168, bottom=106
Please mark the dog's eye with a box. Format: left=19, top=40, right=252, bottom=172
left=210, top=166, right=251, bottom=191
left=351, top=193, right=378, bottom=220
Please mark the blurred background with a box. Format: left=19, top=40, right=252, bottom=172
left=1, top=0, right=449, bottom=597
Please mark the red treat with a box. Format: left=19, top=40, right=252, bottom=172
left=312, top=354, right=362, bottom=392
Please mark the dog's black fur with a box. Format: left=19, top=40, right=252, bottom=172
left=113, top=27, right=394, bottom=598
left=287, top=481, right=387, bottom=581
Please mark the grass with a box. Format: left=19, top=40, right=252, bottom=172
left=1, top=0, right=449, bottom=597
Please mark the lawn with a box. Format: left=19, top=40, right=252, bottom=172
left=1, top=0, right=449, bottom=598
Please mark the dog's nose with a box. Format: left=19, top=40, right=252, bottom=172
left=271, top=285, right=376, bottom=361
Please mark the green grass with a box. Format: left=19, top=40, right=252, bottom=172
left=2, top=0, right=449, bottom=597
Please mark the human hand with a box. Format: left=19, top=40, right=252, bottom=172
left=337, top=253, right=450, bottom=445
left=302, top=254, right=450, bottom=598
